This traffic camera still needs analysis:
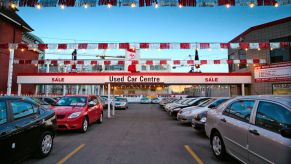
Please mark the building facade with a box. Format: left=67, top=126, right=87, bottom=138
left=0, top=7, right=43, bottom=95
left=228, top=17, right=291, bottom=95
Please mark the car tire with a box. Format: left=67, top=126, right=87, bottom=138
left=80, top=117, right=89, bottom=133
left=97, top=113, right=103, bottom=124
left=35, top=131, right=54, bottom=158
left=211, top=131, right=227, bottom=160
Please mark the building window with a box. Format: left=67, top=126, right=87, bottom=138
left=105, top=65, right=124, bottom=71
left=238, top=49, right=246, bottom=69
left=270, top=36, right=291, bottom=64
left=142, top=65, right=147, bottom=71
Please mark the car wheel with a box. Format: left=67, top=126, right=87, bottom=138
left=35, top=131, right=54, bottom=158
left=211, top=131, right=227, bottom=160
left=81, top=117, right=89, bottom=133
left=97, top=113, right=103, bottom=124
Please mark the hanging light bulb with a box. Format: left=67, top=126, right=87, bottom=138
left=60, top=4, right=65, bottom=9
left=225, top=3, right=231, bottom=8
left=84, top=3, right=88, bottom=9
left=131, top=1, right=136, bottom=8
left=154, top=2, right=159, bottom=8
left=10, top=2, right=17, bottom=9
left=36, top=3, right=42, bottom=9
left=178, top=3, right=183, bottom=8
left=107, top=2, right=112, bottom=8
left=249, top=2, right=255, bottom=8
left=274, top=2, right=279, bottom=7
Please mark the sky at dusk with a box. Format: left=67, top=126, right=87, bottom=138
left=18, top=6, right=291, bottom=72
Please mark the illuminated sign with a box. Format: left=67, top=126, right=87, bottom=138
left=52, top=77, right=64, bottom=82
left=109, top=76, right=160, bottom=83
left=205, top=77, right=218, bottom=82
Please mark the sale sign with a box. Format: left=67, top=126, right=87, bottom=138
left=254, top=62, right=291, bottom=82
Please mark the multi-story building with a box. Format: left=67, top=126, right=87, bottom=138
left=228, top=16, right=291, bottom=95
left=0, top=7, right=43, bottom=95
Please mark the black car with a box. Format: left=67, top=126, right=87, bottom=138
left=0, top=96, right=57, bottom=163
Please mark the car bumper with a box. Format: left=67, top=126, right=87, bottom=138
left=115, top=105, right=127, bottom=109
left=177, top=114, right=192, bottom=124
left=56, top=116, right=84, bottom=130
left=192, top=120, right=205, bottom=130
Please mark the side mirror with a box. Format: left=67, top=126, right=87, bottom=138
left=208, top=104, right=216, bottom=109
left=280, top=128, right=291, bottom=139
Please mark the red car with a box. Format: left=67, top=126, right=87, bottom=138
left=51, top=95, right=103, bottom=133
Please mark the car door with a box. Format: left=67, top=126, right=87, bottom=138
left=218, top=99, right=255, bottom=163
left=248, top=101, right=291, bottom=164
left=9, top=100, right=42, bottom=158
left=0, top=100, right=15, bottom=162
left=87, top=96, right=98, bottom=123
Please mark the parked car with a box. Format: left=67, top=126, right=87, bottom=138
left=0, top=96, right=56, bottom=163
left=114, top=97, right=128, bottom=110
left=171, top=97, right=211, bottom=118
left=205, top=95, right=291, bottom=164
left=51, top=95, right=103, bottom=133
left=176, top=97, right=228, bottom=125
left=165, top=98, right=193, bottom=112
left=29, top=97, right=50, bottom=108
left=151, top=97, right=161, bottom=104
left=192, top=98, right=229, bottom=130
left=159, top=97, right=177, bottom=108
left=100, top=95, right=112, bottom=109
left=140, top=97, right=151, bottom=104
left=37, top=97, right=57, bottom=105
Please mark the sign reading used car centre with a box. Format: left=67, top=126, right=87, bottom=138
left=109, top=76, right=160, bottom=82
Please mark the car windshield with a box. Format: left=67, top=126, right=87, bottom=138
left=55, top=96, right=87, bottom=107
left=187, top=99, right=197, bottom=105
left=30, top=97, right=49, bottom=105
left=182, top=99, right=192, bottom=105
left=198, top=98, right=215, bottom=107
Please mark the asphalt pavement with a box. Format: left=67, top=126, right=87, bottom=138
left=23, top=104, right=239, bottom=164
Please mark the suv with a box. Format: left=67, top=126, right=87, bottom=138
left=0, top=96, right=56, bottom=163
left=205, top=96, right=291, bottom=164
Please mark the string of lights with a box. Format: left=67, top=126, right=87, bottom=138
left=3, top=0, right=288, bottom=10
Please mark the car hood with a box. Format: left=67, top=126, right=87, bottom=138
left=51, top=106, right=84, bottom=115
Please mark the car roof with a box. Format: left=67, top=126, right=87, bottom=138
left=234, top=95, right=291, bottom=107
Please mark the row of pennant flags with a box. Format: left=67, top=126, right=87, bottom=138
left=1, top=0, right=290, bottom=7
left=13, top=59, right=267, bottom=65
left=1, top=42, right=290, bottom=50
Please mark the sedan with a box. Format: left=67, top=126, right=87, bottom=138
left=0, top=96, right=56, bottom=163
left=205, top=95, right=291, bottom=164
left=114, top=97, right=128, bottom=110
left=51, top=95, right=103, bottom=133
left=140, top=97, right=151, bottom=104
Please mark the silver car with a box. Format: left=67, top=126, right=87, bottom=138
left=205, top=95, right=291, bottom=164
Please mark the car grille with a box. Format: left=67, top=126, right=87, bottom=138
left=57, top=115, right=66, bottom=119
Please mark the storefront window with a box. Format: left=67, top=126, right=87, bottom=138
left=272, top=83, right=291, bottom=95
left=270, top=36, right=291, bottom=64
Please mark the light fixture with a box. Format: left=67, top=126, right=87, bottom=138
left=84, top=3, right=88, bottom=9
left=154, top=2, right=159, bottom=8
left=60, top=4, right=65, bottom=9
left=178, top=3, right=183, bottom=8
left=245, top=48, right=248, bottom=51
left=107, top=3, right=112, bottom=8
left=225, top=3, right=231, bottom=8
left=257, top=48, right=261, bottom=51
left=21, top=48, right=24, bottom=52
left=10, top=2, right=17, bottom=9
left=274, top=2, right=279, bottom=7
left=131, top=2, right=136, bottom=8
left=249, top=2, right=255, bottom=8
left=36, top=3, right=41, bottom=9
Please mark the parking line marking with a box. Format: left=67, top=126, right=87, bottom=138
left=184, top=145, right=204, bottom=164
left=57, top=144, right=85, bottom=164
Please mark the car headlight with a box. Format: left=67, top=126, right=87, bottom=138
left=200, top=117, right=207, bottom=123
left=173, top=108, right=181, bottom=111
left=68, top=112, right=81, bottom=119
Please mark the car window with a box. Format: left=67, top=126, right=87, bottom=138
left=255, top=101, right=291, bottom=134
left=11, top=101, right=37, bottom=120
left=56, top=96, right=87, bottom=106
left=223, top=100, right=255, bottom=123
left=209, top=99, right=228, bottom=109
left=190, top=98, right=210, bottom=106
left=0, top=101, right=7, bottom=125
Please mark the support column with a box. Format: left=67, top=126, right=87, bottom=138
left=91, top=85, right=94, bottom=95
left=97, top=85, right=100, bottom=95
left=107, top=83, right=111, bottom=118
left=85, top=85, right=88, bottom=95
left=76, top=85, right=79, bottom=94
left=45, top=63, right=50, bottom=96
left=35, top=85, right=38, bottom=96
left=102, top=85, right=105, bottom=95
left=241, top=84, right=245, bottom=96
left=6, top=49, right=14, bottom=96
left=112, top=86, right=115, bottom=116
left=17, top=84, right=21, bottom=96
left=63, top=85, right=66, bottom=96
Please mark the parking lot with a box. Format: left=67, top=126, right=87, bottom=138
left=23, top=104, right=238, bottom=164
